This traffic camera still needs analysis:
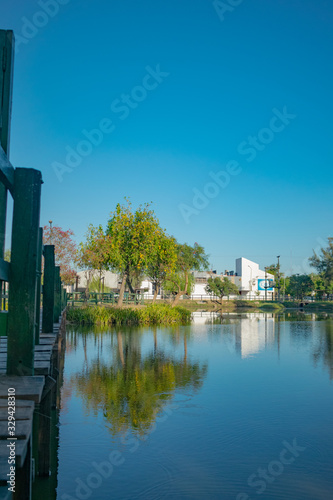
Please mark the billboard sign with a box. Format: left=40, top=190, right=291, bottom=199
left=258, top=279, right=274, bottom=291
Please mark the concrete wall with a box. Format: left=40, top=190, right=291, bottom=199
left=236, top=257, right=274, bottom=298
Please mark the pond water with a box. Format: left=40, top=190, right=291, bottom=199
left=53, top=312, right=333, bottom=500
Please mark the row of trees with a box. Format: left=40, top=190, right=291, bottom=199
left=52, top=200, right=209, bottom=307
left=40, top=201, right=333, bottom=303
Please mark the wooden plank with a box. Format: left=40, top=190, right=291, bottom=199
left=0, top=362, right=50, bottom=375
left=0, top=352, right=51, bottom=361
left=0, top=408, right=33, bottom=421
left=0, top=400, right=34, bottom=412
left=0, top=420, right=32, bottom=439
left=34, top=346, right=53, bottom=352
left=7, top=169, right=42, bottom=376
left=0, top=438, right=29, bottom=469
left=33, top=364, right=50, bottom=376
left=0, top=377, right=44, bottom=403
left=42, top=245, right=55, bottom=334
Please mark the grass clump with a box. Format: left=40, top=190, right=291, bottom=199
left=66, top=304, right=191, bottom=326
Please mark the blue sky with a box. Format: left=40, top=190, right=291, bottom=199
left=1, top=0, right=333, bottom=274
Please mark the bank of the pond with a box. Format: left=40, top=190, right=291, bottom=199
left=66, top=304, right=191, bottom=326
left=176, top=299, right=285, bottom=312
left=282, top=300, right=333, bottom=312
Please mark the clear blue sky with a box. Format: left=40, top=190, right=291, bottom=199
left=1, top=0, right=333, bottom=275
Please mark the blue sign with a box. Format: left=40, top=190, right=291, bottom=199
left=258, top=279, right=273, bottom=291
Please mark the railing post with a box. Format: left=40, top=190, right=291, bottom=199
left=7, top=168, right=42, bottom=375
left=42, top=245, right=55, bottom=333
left=54, top=267, right=61, bottom=322
left=35, top=227, right=43, bottom=345
left=0, top=30, right=15, bottom=301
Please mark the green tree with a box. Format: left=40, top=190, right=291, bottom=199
left=309, top=238, right=333, bottom=298
left=146, top=234, right=177, bottom=303
left=106, top=200, right=163, bottom=307
left=309, top=273, right=326, bottom=299
left=287, top=274, right=313, bottom=300
left=205, top=277, right=239, bottom=304
left=309, top=238, right=333, bottom=282
left=76, top=224, right=112, bottom=294
left=266, top=263, right=284, bottom=297
left=164, top=242, right=209, bottom=307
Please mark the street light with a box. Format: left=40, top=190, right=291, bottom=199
left=265, top=267, right=268, bottom=301
left=277, top=255, right=280, bottom=300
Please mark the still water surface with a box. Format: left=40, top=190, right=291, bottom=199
left=55, top=312, right=333, bottom=500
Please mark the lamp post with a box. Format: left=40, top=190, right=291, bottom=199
left=277, top=255, right=280, bottom=301
left=265, top=267, right=267, bottom=301
left=49, top=220, right=53, bottom=244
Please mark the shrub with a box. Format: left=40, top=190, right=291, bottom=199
left=66, top=304, right=191, bottom=326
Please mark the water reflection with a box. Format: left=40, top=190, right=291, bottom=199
left=313, top=319, right=333, bottom=380
left=57, top=313, right=333, bottom=500
left=192, top=310, right=333, bottom=374
left=68, top=327, right=207, bottom=436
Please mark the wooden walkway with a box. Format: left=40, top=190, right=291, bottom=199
left=0, top=315, right=65, bottom=500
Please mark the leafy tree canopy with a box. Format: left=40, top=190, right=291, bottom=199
left=287, top=274, right=313, bottom=299
left=205, top=277, right=239, bottom=302
left=309, top=237, right=333, bottom=285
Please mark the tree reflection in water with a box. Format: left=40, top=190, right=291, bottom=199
left=313, top=319, right=333, bottom=380
left=70, top=327, right=207, bottom=436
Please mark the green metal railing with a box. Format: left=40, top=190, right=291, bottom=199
left=67, top=291, right=144, bottom=306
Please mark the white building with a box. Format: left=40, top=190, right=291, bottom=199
left=236, top=257, right=274, bottom=300
left=189, top=258, right=274, bottom=300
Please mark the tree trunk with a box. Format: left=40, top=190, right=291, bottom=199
left=152, top=284, right=159, bottom=304
left=172, top=290, right=184, bottom=307
left=153, top=329, right=157, bottom=355
left=184, top=272, right=189, bottom=294
left=126, top=275, right=135, bottom=294
left=98, top=269, right=102, bottom=294
left=118, top=274, right=127, bottom=307
left=172, top=272, right=188, bottom=307
left=117, top=331, right=125, bottom=367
